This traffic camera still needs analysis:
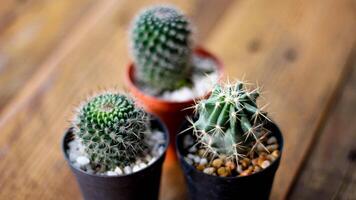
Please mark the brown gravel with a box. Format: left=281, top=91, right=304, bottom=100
left=185, top=135, right=280, bottom=177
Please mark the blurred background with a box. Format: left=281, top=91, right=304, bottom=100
left=0, top=0, right=355, bottom=199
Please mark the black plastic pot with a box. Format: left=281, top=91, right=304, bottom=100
left=62, top=117, right=169, bottom=200
left=176, top=119, right=283, bottom=200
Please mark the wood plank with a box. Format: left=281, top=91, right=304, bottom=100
left=0, top=0, right=96, bottom=113
left=203, top=0, right=356, bottom=199
left=0, top=0, right=234, bottom=199
left=288, top=49, right=356, bottom=199
left=0, top=0, right=355, bottom=199
left=0, top=0, right=32, bottom=32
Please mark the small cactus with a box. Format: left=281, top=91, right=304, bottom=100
left=72, top=92, right=149, bottom=170
left=130, top=5, right=193, bottom=92
left=187, top=81, right=270, bottom=160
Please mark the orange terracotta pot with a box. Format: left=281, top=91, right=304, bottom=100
left=124, top=47, right=224, bottom=162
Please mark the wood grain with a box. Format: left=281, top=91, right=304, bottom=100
left=0, top=0, right=234, bottom=199
left=0, top=0, right=95, bottom=113
left=0, top=0, right=355, bottom=199
left=288, top=49, right=356, bottom=199
left=204, top=0, right=356, bottom=198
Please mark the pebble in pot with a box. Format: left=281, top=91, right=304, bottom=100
left=176, top=81, right=284, bottom=200
left=62, top=91, right=168, bottom=200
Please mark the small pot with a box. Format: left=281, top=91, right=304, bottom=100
left=62, top=117, right=169, bottom=200
left=124, top=47, right=224, bottom=161
left=176, top=119, right=284, bottom=200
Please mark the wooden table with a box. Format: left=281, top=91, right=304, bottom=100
left=0, top=0, right=355, bottom=199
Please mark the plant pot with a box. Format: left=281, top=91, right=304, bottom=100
left=62, top=117, right=169, bottom=200
left=176, top=118, right=284, bottom=200
left=124, top=47, right=224, bottom=161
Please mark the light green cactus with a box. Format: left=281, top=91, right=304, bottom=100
left=130, top=5, right=193, bottom=92
left=72, top=92, right=149, bottom=170
left=188, top=81, right=271, bottom=160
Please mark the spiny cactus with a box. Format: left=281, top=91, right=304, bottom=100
left=72, top=92, right=149, bottom=170
left=188, top=81, right=270, bottom=160
left=130, top=5, right=193, bottom=92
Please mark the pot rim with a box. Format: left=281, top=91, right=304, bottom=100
left=124, top=46, right=224, bottom=106
left=61, top=116, right=169, bottom=179
left=176, top=119, right=284, bottom=180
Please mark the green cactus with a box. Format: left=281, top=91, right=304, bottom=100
left=72, top=92, right=149, bottom=170
left=188, top=81, right=270, bottom=160
left=131, top=5, right=193, bottom=92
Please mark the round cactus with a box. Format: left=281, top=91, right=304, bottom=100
left=130, top=5, right=193, bottom=92
left=189, top=81, right=270, bottom=160
left=72, top=92, right=149, bottom=170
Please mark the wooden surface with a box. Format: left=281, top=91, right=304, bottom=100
left=0, top=0, right=355, bottom=199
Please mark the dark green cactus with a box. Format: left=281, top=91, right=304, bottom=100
left=72, top=92, right=149, bottom=170
left=131, top=5, right=193, bottom=92
left=189, top=81, right=270, bottom=160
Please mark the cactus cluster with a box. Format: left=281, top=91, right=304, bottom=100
left=131, top=5, right=193, bottom=92
left=188, top=81, right=270, bottom=160
left=72, top=92, right=149, bottom=170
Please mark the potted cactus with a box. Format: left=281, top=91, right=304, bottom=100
left=61, top=91, right=168, bottom=200
left=176, top=81, right=283, bottom=200
left=125, top=5, right=223, bottom=160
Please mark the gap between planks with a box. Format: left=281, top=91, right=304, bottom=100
left=286, top=44, right=356, bottom=198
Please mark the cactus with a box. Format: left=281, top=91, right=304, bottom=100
left=72, top=92, right=149, bottom=170
left=188, top=81, right=270, bottom=160
left=130, top=5, right=193, bottom=92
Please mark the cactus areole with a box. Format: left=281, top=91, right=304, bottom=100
left=72, top=92, right=149, bottom=170
left=189, top=81, right=271, bottom=161
left=131, top=5, right=193, bottom=92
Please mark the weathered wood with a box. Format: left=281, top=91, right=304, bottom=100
left=0, top=0, right=96, bottom=113
left=203, top=0, right=356, bottom=199
left=0, top=0, right=32, bottom=32
left=0, top=1, right=233, bottom=199
left=288, top=49, right=356, bottom=199
left=0, top=0, right=355, bottom=199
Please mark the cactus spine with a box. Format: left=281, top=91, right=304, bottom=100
left=72, top=92, right=149, bottom=170
left=188, top=81, right=270, bottom=160
left=130, top=5, right=193, bottom=92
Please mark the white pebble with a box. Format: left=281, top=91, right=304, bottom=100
left=193, top=156, right=201, bottom=164
left=261, top=160, right=271, bottom=169
left=124, top=166, right=132, bottom=174
left=183, top=135, right=194, bottom=147
left=199, top=158, right=208, bottom=166
left=203, top=167, right=215, bottom=175
left=139, top=163, right=147, bottom=169
left=68, top=140, right=78, bottom=149
left=145, top=155, right=152, bottom=162
left=73, top=162, right=81, bottom=169
left=267, top=154, right=276, bottom=162
left=114, top=167, right=123, bottom=175
left=133, top=165, right=140, bottom=172
left=267, top=136, right=277, bottom=144
left=237, top=164, right=243, bottom=173
left=187, top=154, right=195, bottom=160
left=76, top=156, right=90, bottom=166
left=188, top=146, right=197, bottom=153
left=266, top=144, right=279, bottom=152
left=68, top=152, right=79, bottom=162
left=106, top=171, right=117, bottom=176
left=158, top=146, right=165, bottom=155
left=152, top=131, right=164, bottom=141
left=86, top=167, right=95, bottom=174
left=184, top=157, right=193, bottom=165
